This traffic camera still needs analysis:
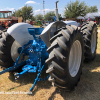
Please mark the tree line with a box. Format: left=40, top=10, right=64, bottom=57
left=12, top=0, right=98, bottom=21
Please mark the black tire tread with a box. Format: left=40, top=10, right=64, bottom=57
left=50, top=32, right=62, bottom=43
left=81, top=21, right=97, bottom=61
left=46, top=25, right=84, bottom=90
left=0, top=31, right=14, bottom=68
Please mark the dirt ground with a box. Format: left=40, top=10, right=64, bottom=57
left=0, top=30, right=100, bottom=100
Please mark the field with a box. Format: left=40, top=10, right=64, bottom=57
left=0, top=28, right=100, bottom=100
left=33, top=25, right=41, bottom=28
left=98, top=26, right=100, bottom=30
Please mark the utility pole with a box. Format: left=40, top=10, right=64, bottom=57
left=43, top=0, right=45, bottom=17
left=55, top=0, right=59, bottom=21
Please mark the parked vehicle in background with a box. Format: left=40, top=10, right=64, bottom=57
left=0, top=11, right=23, bottom=30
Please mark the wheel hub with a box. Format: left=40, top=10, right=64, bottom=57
left=11, top=40, right=28, bottom=63
left=91, top=27, right=97, bottom=54
left=69, top=40, right=82, bottom=77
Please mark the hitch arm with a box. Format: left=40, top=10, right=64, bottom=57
left=0, top=61, right=26, bottom=75
left=30, top=63, right=45, bottom=91
left=0, top=41, right=32, bottom=75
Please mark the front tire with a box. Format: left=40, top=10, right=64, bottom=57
left=46, top=25, right=84, bottom=90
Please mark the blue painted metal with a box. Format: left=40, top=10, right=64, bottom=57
left=0, top=27, right=50, bottom=91
left=28, top=28, right=44, bottom=38
left=38, top=75, right=50, bottom=81
left=29, top=62, right=44, bottom=91
left=0, top=62, right=26, bottom=75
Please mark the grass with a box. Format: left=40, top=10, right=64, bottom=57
left=0, top=31, right=100, bottom=100
left=33, top=25, right=41, bottom=28
left=98, top=26, right=100, bottom=30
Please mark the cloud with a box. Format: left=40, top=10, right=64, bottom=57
left=45, top=9, right=51, bottom=11
left=34, top=9, right=41, bottom=13
left=34, top=8, right=54, bottom=15
left=0, top=7, right=15, bottom=11
left=18, top=6, right=24, bottom=10
left=45, top=8, right=55, bottom=12
left=34, top=9, right=42, bottom=15
left=25, top=1, right=37, bottom=4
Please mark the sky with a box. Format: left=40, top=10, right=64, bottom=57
left=0, top=0, right=100, bottom=16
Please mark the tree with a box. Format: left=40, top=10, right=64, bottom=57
left=22, top=5, right=33, bottom=21
left=44, top=11, right=61, bottom=21
left=35, top=14, right=43, bottom=20
left=12, top=5, right=34, bottom=21
left=12, top=9, right=22, bottom=17
left=87, top=6, right=98, bottom=13
left=44, top=11, right=55, bottom=21
left=31, top=16, right=36, bottom=21
left=64, top=0, right=88, bottom=18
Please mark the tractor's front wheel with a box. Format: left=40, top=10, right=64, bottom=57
left=46, top=25, right=84, bottom=90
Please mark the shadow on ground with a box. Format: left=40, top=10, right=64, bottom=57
left=8, top=64, right=51, bottom=95
left=47, top=54, right=100, bottom=100
left=7, top=54, right=100, bottom=99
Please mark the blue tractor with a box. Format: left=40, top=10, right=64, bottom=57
left=0, top=21, right=97, bottom=91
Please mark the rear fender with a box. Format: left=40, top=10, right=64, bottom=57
left=7, top=23, right=34, bottom=46
left=40, top=21, right=66, bottom=47
left=40, top=21, right=77, bottom=47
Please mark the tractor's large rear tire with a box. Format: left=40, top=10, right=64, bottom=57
left=0, top=31, right=14, bottom=69
left=81, top=21, right=98, bottom=61
left=46, top=25, right=84, bottom=90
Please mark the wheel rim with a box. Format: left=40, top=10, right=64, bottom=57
left=11, top=40, right=22, bottom=62
left=69, top=40, right=82, bottom=77
left=11, top=40, right=28, bottom=63
left=91, top=27, right=97, bottom=54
